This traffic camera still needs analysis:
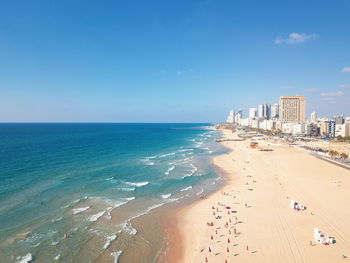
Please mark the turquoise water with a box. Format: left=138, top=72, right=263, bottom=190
left=0, top=123, right=224, bottom=262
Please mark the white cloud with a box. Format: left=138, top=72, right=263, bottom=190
left=321, top=97, right=336, bottom=104
left=341, top=67, right=350, bottom=73
left=275, top=33, right=318, bottom=44
left=176, top=69, right=193, bottom=76
left=304, top=88, right=318, bottom=92
left=320, top=91, right=344, bottom=97
left=339, top=84, right=350, bottom=89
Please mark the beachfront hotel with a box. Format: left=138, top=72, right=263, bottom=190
left=279, top=95, right=306, bottom=122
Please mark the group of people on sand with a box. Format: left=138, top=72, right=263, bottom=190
left=201, top=190, right=253, bottom=263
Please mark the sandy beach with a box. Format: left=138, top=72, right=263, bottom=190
left=170, top=129, right=350, bottom=263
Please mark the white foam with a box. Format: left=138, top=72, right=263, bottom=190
left=190, top=163, right=198, bottom=173
left=105, top=198, right=135, bottom=219
left=51, top=216, right=63, bottom=222
left=72, top=206, right=90, bottom=215
left=165, top=165, right=175, bottom=175
left=128, top=203, right=165, bottom=221
left=141, top=158, right=155, bottom=165
left=118, top=187, right=136, bottom=192
left=178, top=148, right=193, bottom=152
left=120, top=221, right=137, bottom=235
left=159, top=152, right=176, bottom=158
left=161, top=193, right=172, bottom=199
left=89, top=211, right=106, bottom=222
left=103, top=234, right=117, bottom=249
left=111, top=251, right=122, bottom=263
left=51, top=241, right=59, bottom=246
left=180, top=186, right=192, bottom=192
left=53, top=254, right=60, bottom=261
left=16, top=253, right=33, bottom=263
left=125, top=181, right=149, bottom=187
left=106, top=177, right=115, bottom=181
left=196, top=188, right=204, bottom=195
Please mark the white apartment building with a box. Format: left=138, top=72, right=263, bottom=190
left=310, top=111, right=317, bottom=122
left=249, top=108, right=257, bottom=120
left=335, top=123, right=350, bottom=137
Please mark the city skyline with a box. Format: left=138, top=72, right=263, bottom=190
left=0, top=1, right=350, bottom=122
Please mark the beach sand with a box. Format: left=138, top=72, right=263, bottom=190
left=169, top=129, right=350, bottom=263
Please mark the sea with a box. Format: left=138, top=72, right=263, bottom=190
left=0, top=123, right=226, bottom=263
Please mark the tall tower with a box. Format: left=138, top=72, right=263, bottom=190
left=249, top=108, right=257, bottom=120
left=271, top=103, right=279, bottom=119
left=279, top=96, right=306, bottom=122
left=310, top=111, right=317, bottom=122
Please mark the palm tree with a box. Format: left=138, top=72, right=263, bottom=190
left=340, top=153, right=349, bottom=162
left=329, top=150, right=338, bottom=159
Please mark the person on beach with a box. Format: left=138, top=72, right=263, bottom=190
left=227, top=247, right=230, bottom=253
left=209, top=247, right=212, bottom=252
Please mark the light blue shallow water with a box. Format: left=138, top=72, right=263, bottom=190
left=0, top=123, right=225, bottom=262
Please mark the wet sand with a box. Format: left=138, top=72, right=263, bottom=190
left=169, top=129, right=350, bottom=263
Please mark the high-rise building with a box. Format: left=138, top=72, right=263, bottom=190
left=226, top=110, right=235, bottom=123
left=279, top=96, right=306, bottom=122
left=271, top=103, right=279, bottom=119
left=258, top=104, right=264, bottom=118
left=310, top=111, right=317, bottom=122
left=258, top=104, right=271, bottom=119
left=264, top=104, right=271, bottom=119
left=234, top=110, right=242, bottom=123
left=249, top=108, right=257, bottom=120
left=334, top=115, right=344, bottom=125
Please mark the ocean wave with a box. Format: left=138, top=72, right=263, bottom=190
left=125, top=181, right=149, bottom=187
left=178, top=148, right=193, bottom=152
left=51, top=241, right=59, bottom=246
left=105, top=198, right=135, bottom=219
left=105, top=176, right=116, bottom=181
left=141, top=158, right=155, bottom=166
left=190, top=163, right=198, bottom=173
left=117, top=187, right=136, bottom=192
left=120, top=221, right=137, bottom=235
left=128, top=203, right=165, bottom=221
left=161, top=193, right=172, bottom=199
left=158, top=152, right=176, bottom=158
left=89, top=211, right=106, bottom=222
left=181, top=173, right=192, bottom=179
left=103, top=234, right=117, bottom=249
left=111, top=251, right=122, bottom=263
left=196, top=188, right=204, bottom=195
left=53, top=254, right=60, bottom=261
left=51, top=216, right=63, bottom=222
left=72, top=206, right=90, bottom=215
left=180, top=186, right=192, bottom=192
left=164, top=165, right=175, bottom=175
left=16, top=253, right=33, bottom=263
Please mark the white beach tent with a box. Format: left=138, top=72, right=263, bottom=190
left=290, top=200, right=296, bottom=209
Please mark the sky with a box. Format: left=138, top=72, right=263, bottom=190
left=0, top=0, right=349, bottom=122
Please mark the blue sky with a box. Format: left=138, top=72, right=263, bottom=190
left=0, top=0, right=349, bottom=122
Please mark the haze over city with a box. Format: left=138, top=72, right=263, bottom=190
left=0, top=0, right=349, bottom=122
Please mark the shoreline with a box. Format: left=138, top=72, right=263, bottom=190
left=163, top=128, right=232, bottom=262
left=168, top=128, right=350, bottom=263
